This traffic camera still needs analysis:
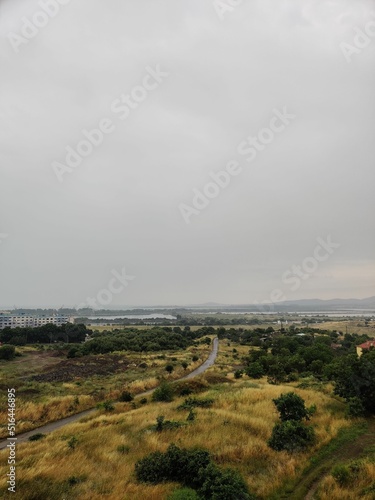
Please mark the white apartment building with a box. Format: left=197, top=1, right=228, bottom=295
left=0, top=313, right=73, bottom=330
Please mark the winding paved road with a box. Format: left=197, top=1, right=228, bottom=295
left=0, top=338, right=219, bottom=450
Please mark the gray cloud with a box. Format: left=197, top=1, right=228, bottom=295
left=0, top=0, right=374, bottom=307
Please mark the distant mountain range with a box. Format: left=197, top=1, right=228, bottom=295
left=3, top=297, right=375, bottom=315
left=189, top=297, right=375, bottom=312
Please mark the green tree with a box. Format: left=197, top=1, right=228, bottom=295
left=268, top=420, right=315, bottom=452
left=272, top=392, right=312, bottom=422
left=245, top=362, right=264, bottom=379
left=330, top=350, right=375, bottom=415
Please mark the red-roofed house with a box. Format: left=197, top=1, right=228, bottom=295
left=356, top=340, right=375, bottom=357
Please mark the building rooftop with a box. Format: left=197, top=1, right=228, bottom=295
left=358, top=340, right=375, bottom=349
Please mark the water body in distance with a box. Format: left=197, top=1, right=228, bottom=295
left=87, top=314, right=177, bottom=320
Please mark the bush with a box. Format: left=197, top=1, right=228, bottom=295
left=28, top=433, right=46, bottom=442
left=187, top=409, right=196, bottom=421
left=167, top=488, right=199, bottom=500
left=97, top=400, right=115, bottom=411
left=332, top=464, right=351, bottom=486
left=0, top=345, right=16, bottom=360
left=199, top=463, right=254, bottom=500
left=177, top=397, right=214, bottom=410
left=154, top=415, right=184, bottom=432
left=268, top=420, right=315, bottom=452
left=179, top=386, right=193, bottom=396
left=273, top=392, right=311, bottom=422
left=67, top=436, right=78, bottom=450
left=119, top=391, right=134, bottom=402
left=234, top=370, right=243, bottom=379
left=140, top=397, right=147, bottom=405
left=152, top=381, right=174, bottom=402
left=135, top=444, right=254, bottom=499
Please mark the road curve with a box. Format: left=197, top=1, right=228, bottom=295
left=0, top=338, right=219, bottom=450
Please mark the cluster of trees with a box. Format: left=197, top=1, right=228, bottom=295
left=268, top=393, right=316, bottom=452
left=326, top=349, right=375, bottom=416
left=0, top=323, right=90, bottom=345
left=239, top=331, right=375, bottom=416
left=135, top=444, right=254, bottom=500
left=67, top=327, right=210, bottom=357
left=243, top=334, right=336, bottom=383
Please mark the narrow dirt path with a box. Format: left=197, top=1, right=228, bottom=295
left=303, top=418, right=375, bottom=500
left=0, top=338, right=219, bottom=450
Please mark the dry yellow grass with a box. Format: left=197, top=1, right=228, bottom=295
left=0, top=343, right=211, bottom=438
left=317, top=460, right=375, bottom=500
left=0, top=376, right=352, bottom=499
left=0, top=395, right=95, bottom=435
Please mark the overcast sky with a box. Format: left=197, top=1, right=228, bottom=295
left=0, top=0, right=374, bottom=308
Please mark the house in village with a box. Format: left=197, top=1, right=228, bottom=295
left=356, top=340, right=375, bottom=357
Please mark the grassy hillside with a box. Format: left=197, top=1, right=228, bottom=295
left=0, top=370, right=353, bottom=499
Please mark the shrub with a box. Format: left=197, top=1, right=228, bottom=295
left=135, top=444, right=254, bottom=499
left=67, top=436, right=78, bottom=450
left=155, top=415, right=184, bottom=432
left=179, top=386, right=193, bottom=396
left=268, top=420, right=315, bottom=452
left=166, top=364, right=174, bottom=374
left=234, top=370, right=243, bottom=379
left=167, top=488, right=199, bottom=500
left=187, top=409, right=196, bottom=421
left=140, top=397, right=147, bottom=405
left=0, top=345, right=16, bottom=360
left=67, top=347, right=79, bottom=358
left=152, top=381, right=174, bottom=402
left=135, top=444, right=210, bottom=486
left=199, top=463, right=254, bottom=500
left=28, top=433, right=46, bottom=442
left=119, top=391, right=134, bottom=402
left=177, top=397, right=214, bottom=410
left=331, top=464, right=351, bottom=486
left=97, top=400, right=115, bottom=411
left=192, top=355, right=199, bottom=362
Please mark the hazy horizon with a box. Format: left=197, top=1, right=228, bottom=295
left=1, top=0, right=374, bottom=308
left=1, top=295, right=375, bottom=311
